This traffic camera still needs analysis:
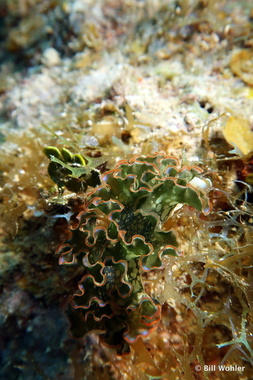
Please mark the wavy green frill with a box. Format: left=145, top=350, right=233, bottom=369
left=57, top=153, right=211, bottom=353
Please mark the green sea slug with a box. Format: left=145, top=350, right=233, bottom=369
left=55, top=152, right=211, bottom=353
left=44, top=146, right=100, bottom=193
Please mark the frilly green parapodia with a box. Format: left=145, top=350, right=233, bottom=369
left=57, top=153, right=211, bottom=353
